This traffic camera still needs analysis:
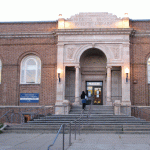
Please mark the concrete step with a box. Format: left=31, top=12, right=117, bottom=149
left=34, top=118, right=143, bottom=121
left=26, top=122, right=150, bottom=126
left=3, top=105, right=150, bottom=134
left=44, top=114, right=131, bottom=118
left=4, top=124, right=150, bottom=134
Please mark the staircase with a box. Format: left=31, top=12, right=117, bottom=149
left=3, top=105, right=150, bottom=134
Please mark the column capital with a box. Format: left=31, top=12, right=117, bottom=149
left=75, top=66, right=80, bottom=69
left=106, top=66, right=112, bottom=69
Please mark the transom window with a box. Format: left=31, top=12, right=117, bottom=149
left=20, top=55, right=41, bottom=84
left=148, top=58, right=150, bottom=84
left=0, top=60, right=2, bottom=84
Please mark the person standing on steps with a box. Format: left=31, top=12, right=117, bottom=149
left=81, top=91, right=86, bottom=110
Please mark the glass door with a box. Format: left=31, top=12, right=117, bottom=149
left=93, top=87, right=102, bottom=105
left=86, top=81, right=103, bottom=105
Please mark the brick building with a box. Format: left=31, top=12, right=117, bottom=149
left=0, top=12, right=150, bottom=115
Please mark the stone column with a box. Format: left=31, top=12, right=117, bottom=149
left=106, top=66, right=112, bottom=106
left=55, top=44, right=64, bottom=105
left=74, top=66, right=80, bottom=105
left=55, top=44, right=65, bottom=114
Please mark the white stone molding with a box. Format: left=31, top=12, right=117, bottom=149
left=74, top=65, right=80, bottom=105
left=56, top=28, right=133, bottom=36
left=75, top=44, right=109, bottom=64
left=67, top=48, right=74, bottom=59
left=121, top=65, right=130, bottom=103
left=106, top=66, right=112, bottom=106
left=64, top=45, right=78, bottom=61
left=0, top=32, right=55, bottom=38
left=59, top=12, right=129, bottom=29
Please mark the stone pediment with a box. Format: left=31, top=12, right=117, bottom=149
left=58, top=12, right=129, bottom=29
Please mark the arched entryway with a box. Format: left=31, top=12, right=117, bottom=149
left=80, top=48, right=107, bottom=105
left=65, top=48, right=108, bottom=105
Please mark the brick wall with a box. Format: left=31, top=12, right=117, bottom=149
left=0, top=21, right=58, bottom=32
left=130, top=20, right=150, bottom=30
left=130, top=20, right=150, bottom=106
left=0, top=20, right=150, bottom=107
left=0, top=22, right=57, bottom=106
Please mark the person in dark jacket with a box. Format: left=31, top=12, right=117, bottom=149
left=81, top=91, right=86, bottom=110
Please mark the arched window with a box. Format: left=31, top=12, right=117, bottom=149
left=20, top=55, right=41, bottom=84
left=0, top=60, right=2, bottom=84
left=148, top=57, right=150, bottom=84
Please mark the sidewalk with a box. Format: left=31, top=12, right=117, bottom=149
left=0, top=133, right=150, bottom=150
left=68, top=134, right=150, bottom=150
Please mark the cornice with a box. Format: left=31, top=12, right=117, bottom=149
left=56, top=28, right=133, bottom=35
left=133, top=30, right=150, bottom=37
left=0, top=32, right=56, bottom=38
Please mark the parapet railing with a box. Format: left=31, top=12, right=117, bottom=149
left=48, top=100, right=93, bottom=150
left=0, top=105, right=69, bottom=124
left=131, top=106, right=150, bottom=121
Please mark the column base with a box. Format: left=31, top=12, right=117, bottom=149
left=72, top=101, right=80, bottom=106
left=120, top=101, right=131, bottom=116
left=106, top=101, right=112, bottom=106
left=73, top=97, right=80, bottom=105
left=55, top=100, right=71, bottom=115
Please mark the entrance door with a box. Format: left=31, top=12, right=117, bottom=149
left=93, top=87, right=102, bottom=105
left=86, top=81, right=103, bottom=105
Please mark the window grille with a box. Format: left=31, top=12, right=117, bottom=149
left=0, top=60, right=1, bottom=84
left=148, top=58, right=150, bottom=84
left=20, top=56, right=41, bottom=84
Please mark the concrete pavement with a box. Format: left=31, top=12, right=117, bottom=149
left=0, top=133, right=150, bottom=150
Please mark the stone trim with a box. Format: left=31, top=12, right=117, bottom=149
left=133, top=30, right=150, bottom=37
left=0, top=32, right=56, bottom=38
left=56, top=28, right=133, bottom=35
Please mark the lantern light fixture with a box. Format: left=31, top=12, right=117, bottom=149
left=125, top=68, right=129, bottom=82
left=57, top=68, right=61, bottom=82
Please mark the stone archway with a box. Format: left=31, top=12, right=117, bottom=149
left=79, top=48, right=107, bottom=105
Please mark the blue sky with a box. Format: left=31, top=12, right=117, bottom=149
left=0, top=0, right=149, bottom=22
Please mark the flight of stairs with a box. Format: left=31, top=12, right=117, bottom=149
left=3, top=105, right=150, bottom=134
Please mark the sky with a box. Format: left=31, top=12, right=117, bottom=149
left=0, top=0, right=150, bottom=22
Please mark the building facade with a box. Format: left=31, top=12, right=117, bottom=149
left=0, top=12, right=150, bottom=115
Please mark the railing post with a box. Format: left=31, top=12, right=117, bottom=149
left=75, top=121, right=76, bottom=140
left=11, top=114, right=13, bottom=124
left=79, top=119, right=80, bottom=135
left=64, top=106, right=65, bottom=115
left=69, top=123, right=71, bottom=146
left=63, top=124, right=65, bottom=150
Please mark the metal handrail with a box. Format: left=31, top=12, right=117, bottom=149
left=0, top=106, right=55, bottom=124
left=131, top=106, right=150, bottom=120
left=47, top=103, right=92, bottom=150
left=47, top=110, right=85, bottom=150
left=47, top=124, right=64, bottom=150
left=0, top=105, right=71, bottom=124
left=0, top=110, right=12, bottom=119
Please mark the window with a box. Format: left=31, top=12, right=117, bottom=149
left=0, top=60, right=1, bottom=84
left=20, top=55, right=41, bottom=84
left=148, top=58, right=150, bottom=84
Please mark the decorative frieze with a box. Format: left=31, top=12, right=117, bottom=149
left=67, top=47, right=75, bottom=59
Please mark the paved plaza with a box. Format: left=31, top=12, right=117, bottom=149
left=0, top=133, right=150, bottom=150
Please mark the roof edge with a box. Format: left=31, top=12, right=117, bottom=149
left=0, top=20, right=58, bottom=24
left=130, top=19, right=150, bottom=22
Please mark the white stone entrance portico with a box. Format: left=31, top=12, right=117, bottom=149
left=55, top=12, right=132, bottom=115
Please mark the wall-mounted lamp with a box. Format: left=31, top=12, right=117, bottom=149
left=125, top=68, right=129, bottom=82
left=57, top=68, right=61, bottom=82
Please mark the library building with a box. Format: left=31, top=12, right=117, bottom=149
left=0, top=12, right=150, bottom=116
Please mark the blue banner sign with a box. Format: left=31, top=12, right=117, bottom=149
left=20, top=93, right=39, bottom=103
